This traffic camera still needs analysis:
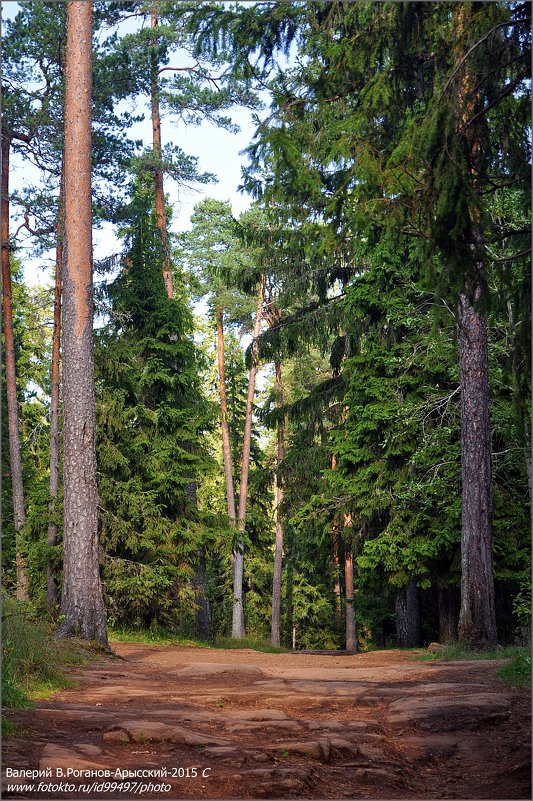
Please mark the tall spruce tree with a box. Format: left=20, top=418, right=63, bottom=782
left=96, top=174, right=212, bottom=630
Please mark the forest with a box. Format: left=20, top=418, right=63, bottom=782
left=1, top=0, right=531, bottom=661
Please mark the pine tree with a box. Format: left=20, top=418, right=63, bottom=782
left=56, top=0, right=107, bottom=644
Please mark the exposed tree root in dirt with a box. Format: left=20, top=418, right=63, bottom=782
left=3, top=644, right=530, bottom=800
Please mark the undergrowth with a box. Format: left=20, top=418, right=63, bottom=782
left=108, top=626, right=210, bottom=647
left=2, top=595, right=99, bottom=733
left=497, top=650, right=531, bottom=686
left=419, top=644, right=527, bottom=661
left=108, top=626, right=287, bottom=653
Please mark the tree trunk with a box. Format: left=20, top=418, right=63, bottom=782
left=343, top=513, right=357, bottom=652
left=330, top=454, right=342, bottom=625
left=47, top=163, right=65, bottom=613
left=270, top=360, right=285, bottom=647
left=395, top=579, right=421, bottom=648
left=232, top=274, right=265, bottom=638
left=457, top=283, right=497, bottom=646
left=451, top=4, right=497, bottom=649
left=438, top=583, right=459, bottom=643
left=55, top=1, right=107, bottom=645
left=217, top=304, right=236, bottom=524
left=1, top=132, right=30, bottom=602
left=150, top=3, right=173, bottom=300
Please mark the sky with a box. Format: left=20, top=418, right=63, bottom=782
left=1, top=1, right=262, bottom=287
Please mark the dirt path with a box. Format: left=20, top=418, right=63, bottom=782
left=3, top=644, right=530, bottom=800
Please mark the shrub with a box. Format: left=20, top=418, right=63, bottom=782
left=2, top=594, right=95, bottom=711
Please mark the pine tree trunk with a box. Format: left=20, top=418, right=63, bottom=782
left=343, top=513, right=356, bottom=652
left=330, top=455, right=342, bottom=625
left=270, top=360, right=285, bottom=648
left=395, top=579, right=421, bottom=648
left=232, top=274, right=265, bottom=638
left=47, top=164, right=65, bottom=613
left=55, top=1, right=107, bottom=645
left=332, top=524, right=341, bottom=625
left=457, top=283, right=497, bottom=646
left=150, top=3, right=173, bottom=300
left=1, top=132, right=30, bottom=602
left=438, top=583, right=459, bottom=643
left=217, top=305, right=237, bottom=524
left=344, top=550, right=357, bottom=652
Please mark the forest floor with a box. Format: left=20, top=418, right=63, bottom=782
left=2, top=643, right=531, bottom=800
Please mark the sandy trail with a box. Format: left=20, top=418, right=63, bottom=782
left=3, top=643, right=530, bottom=799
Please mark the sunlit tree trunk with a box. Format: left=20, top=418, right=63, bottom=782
left=150, top=3, right=173, bottom=299
left=343, top=513, right=356, bottom=652
left=1, top=132, right=30, bottom=602
left=56, top=0, right=107, bottom=644
left=232, top=274, right=265, bottom=638
left=47, top=163, right=65, bottom=612
left=270, top=360, right=285, bottom=647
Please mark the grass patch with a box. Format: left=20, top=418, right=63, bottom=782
left=213, top=636, right=287, bottom=653
left=418, top=644, right=528, bottom=662
left=2, top=718, right=24, bottom=736
left=497, top=651, right=531, bottom=687
left=2, top=595, right=99, bottom=713
left=417, top=643, right=531, bottom=687
left=108, top=626, right=210, bottom=648
left=108, top=627, right=287, bottom=653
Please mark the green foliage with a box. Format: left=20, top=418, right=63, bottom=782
left=498, top=651, right=532, bottom=687
left=291, top=573, right=339, bottom=650
left=2, top=595, right=94, bottom=708
left=4, top=0, right=530, bottom=655
left=95, top=175, right=214, bottom=628
left=1, top=262, right=55, bottom=597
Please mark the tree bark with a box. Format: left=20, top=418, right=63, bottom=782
left=150, top=3, right=173, bottom=300
left=457, top=283, right=497, bottom=646
left=395, top=579, right=421, bottom=648
left=270, top=360, right=285, bottom=647
left=452, top=4, right=497, bottom=648
left=47, top=163, right=65, bottom=613
left=343, top=513, right=357, bottom=652
left=1, top=132, right=30, bottom=602
left=217, top=304, right=237, bottom=524
left=330, top=454, right=342, bottom=625
left=232, top=273, right=265, bottom=638
left=55, top=1, right=107, bottom=645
